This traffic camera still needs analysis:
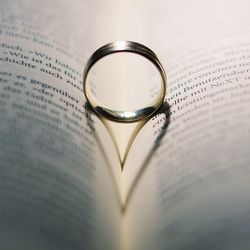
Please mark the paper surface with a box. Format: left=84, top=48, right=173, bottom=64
left=0, top=1, right=121, bottom=249
left=1, top=0, right=250, bottom=250
left=122, top=1, right=250, bottom=250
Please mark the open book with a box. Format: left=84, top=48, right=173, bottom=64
left=1, top=0, right=250, bottom=249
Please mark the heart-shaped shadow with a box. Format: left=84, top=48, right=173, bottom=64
left=85, top=101, right=171, bottom=213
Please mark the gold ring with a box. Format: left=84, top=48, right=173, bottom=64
left=83, top=41, right=167, bottom=123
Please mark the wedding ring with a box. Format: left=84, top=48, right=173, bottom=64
left=83, top=41, right=167, bottom=123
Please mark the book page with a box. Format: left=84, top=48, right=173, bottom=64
left=122, top=0, right=250, bottom=249
left=0, top=1, right=122, bottom=249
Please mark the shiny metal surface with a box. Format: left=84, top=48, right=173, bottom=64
left=83, top=41, right=167, bottom=123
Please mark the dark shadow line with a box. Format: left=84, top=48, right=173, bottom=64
left=121, top=102, right=171, bottom=213
left=85, top=103, right=122, bottom=209
left=85, top=101, right=171, bottom=214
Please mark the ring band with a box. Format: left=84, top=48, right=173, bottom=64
left=83, top=41, right=167, bottom=122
